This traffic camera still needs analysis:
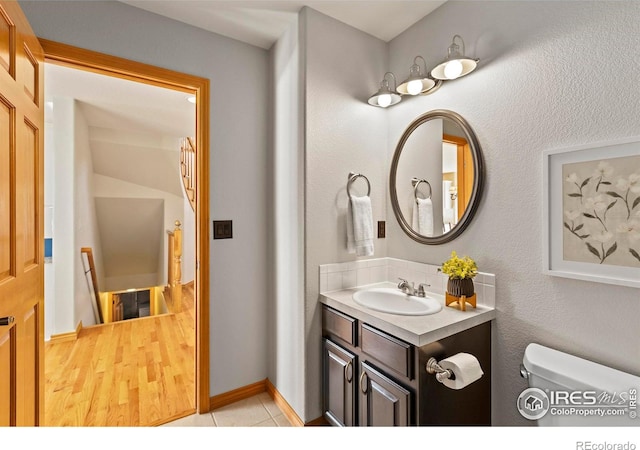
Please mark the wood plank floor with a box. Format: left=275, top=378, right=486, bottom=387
left=44, top=283, right=195, bottom=426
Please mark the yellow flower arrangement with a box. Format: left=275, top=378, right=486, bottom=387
left=441, top=251, right=478, bottom=280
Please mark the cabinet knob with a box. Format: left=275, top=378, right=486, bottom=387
left=0, top=316, right=15, bottom=326
left=359, top=371, right=368, bottom=394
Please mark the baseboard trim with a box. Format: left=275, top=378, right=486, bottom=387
left=210, top=379, right=328, bottom=427
left=48, top=321, right=83, bottom=343
left=210, top=379, right=268, bottom=410
left=265, top=379, right=305, bottom=427
left=305, top=415, right=329, bottom=426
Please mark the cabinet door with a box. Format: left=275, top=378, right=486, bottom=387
left=359, top=361, right=412, bottom=426
left=323, top=338, right=357, bottom=426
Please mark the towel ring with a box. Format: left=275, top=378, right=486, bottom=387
left=411, top=177, right=432, bottom=201
left=347, top=172, right=371, bottom=197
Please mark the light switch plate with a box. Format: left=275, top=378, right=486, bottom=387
left=213, top=220, right=233, bottom=239
left=377, top=221, right=385, bottom=238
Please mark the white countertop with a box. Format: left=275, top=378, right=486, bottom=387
left=319, top=282, right=496, bottom=347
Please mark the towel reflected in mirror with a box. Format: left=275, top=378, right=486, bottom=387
left=412, top=197, right=434, bottom=237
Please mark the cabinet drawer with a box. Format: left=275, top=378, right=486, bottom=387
left=361, top=324, right=413, bottom=379
left=322, top=306, right=357, bottom=346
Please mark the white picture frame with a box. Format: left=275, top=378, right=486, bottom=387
left=542, top=137, right=640, bottom=288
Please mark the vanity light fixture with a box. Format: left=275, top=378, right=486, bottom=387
left=367, top=72, right=402, bottom=108
left=431, top=35, right=479, bottom=80
left=397, top=56, right=437, bottom=96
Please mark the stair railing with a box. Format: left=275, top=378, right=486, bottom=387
left=180, top=137, right=196, bottom=212
left=81, top=247, right=104, bottom=324
left=166, top=220, right=183, bottom=312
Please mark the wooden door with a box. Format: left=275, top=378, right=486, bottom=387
left=0, top=1, right=45, bottom=426
left=112, top=293, right=123, bottom=322
left=323, top=338, right=357, bottom=426
left=359, top=361, right=412, bottom=426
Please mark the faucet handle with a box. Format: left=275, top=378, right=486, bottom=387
left=397, top=277, right=408, bottom=287
left=417, top=283, right=431, bottom=297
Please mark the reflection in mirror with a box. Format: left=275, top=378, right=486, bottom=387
left=442, top=130, right=474, bottom=232
left=390, top=110, right=483, bottom=244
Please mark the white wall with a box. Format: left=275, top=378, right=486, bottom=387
left=394, top=118, right=443, bottom=233
left=45, top=97, right=104, bottom=338
left=93, top=174, right=184, bottom=287
left=302, top=7, right=389, bottom=421
left=73, top=100, right=104, bottom=327
left=268, top=15, right=306, bottom=418
left=19, top=0, right=270, bottom=397
left=44, top=120, right=55, bottom=340
left=49, top=97, right=76, bottom=337
left=387, top=1, right=640, bottom=425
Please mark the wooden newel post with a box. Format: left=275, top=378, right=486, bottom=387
left=168, top=220, right=183, bottom=312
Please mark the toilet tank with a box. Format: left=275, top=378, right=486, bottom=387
left=521, top=343, right=640, bottom=426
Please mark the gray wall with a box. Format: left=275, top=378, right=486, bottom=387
left=20, top=0, right=270, bottom=397
left=387, top=1, right=640, bottom=425
left=303, top=7, right=389, bottom=421
left=268, top=14, right=306, bottom=417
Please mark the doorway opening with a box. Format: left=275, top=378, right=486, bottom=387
left=40, top=39, right=210, bottom=424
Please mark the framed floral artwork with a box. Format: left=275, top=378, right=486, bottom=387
left=543, top=137, right=640, bottom=288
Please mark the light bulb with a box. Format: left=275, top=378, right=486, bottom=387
left=377, top=94, right=392, bottom=108
left=444, top=60, right=463, bottom=79
left=407, top=79, right=423, bottom=95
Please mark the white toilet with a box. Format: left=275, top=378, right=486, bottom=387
left=521, top=343, right=640, bottom=426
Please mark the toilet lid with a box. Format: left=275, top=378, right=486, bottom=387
left=523, top=343, right=640, bottom=393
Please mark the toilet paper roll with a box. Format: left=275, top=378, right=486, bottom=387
left=438, top=353, right=483, bottom=390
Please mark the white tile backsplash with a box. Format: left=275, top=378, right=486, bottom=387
left=356, top=267, right=371, bottom=286
left=483, top=284, right=496, bottom=308
left=319, top=258, right=496, bottom=307
left=342, top=270, right=357, bottom=289
left=370, top=265, right=387, bottom=284
left=327, top=272, right=342, bottom=291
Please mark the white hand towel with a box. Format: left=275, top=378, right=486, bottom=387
left=347, top=195, right=374, bottom=256
left=412, top=197, right=434, bottom=237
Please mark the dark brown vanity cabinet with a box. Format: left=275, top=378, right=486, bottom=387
left=322, top=338, right=357, bottom=426
left=322, top=304, right=492, bottom=427
left=322, top=305, right=416, bottom=426
left=359, top=361, right=411, bottom=426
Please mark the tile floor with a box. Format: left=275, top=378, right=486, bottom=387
left=162, top=392, right=293, bottom=427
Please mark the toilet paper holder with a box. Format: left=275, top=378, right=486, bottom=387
left=426, top=357, right=454, bottom=383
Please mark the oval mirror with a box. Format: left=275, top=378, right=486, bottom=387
left=390, top=110, right=484, bottom=244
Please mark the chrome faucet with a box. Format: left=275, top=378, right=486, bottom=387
left=417, top=283, right=431, bottom=297
left=397, top=278, right=415, bottom=296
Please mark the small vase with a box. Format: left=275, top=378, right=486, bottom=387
left=447, top=277, right=475, bottom=298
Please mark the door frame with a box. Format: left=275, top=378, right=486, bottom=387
left=39, top=39, right=210, bottom=413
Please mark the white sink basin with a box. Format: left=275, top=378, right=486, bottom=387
left=352, top=287, right=442, bottom=316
